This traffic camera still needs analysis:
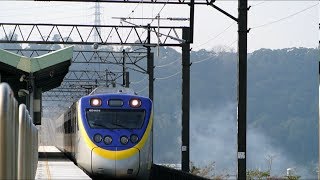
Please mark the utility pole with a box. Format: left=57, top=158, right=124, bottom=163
left=122, top=49, right=126, bottom=87
left=106, top=69, right=109, bottom=87
left=318, top=23, right=320, bottom=180
left=147, top=24, right=154, bottom=101
left=147, top=51, right=154, bottom=100
left=181, top=27, right=190, bottom=172
left=237, top=0, right=248, bottom=179
left=147, top=24, right=154, bottom=162
left=189, top=0, right=194, bottom=43
left=125, top=72, right=129, bottom=88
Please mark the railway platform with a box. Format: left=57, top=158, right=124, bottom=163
left=35, top=146, right=91, bottom=180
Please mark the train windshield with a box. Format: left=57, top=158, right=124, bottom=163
left=86, top=109, right=145, bottom=129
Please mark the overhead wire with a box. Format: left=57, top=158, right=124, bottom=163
left=191, top=53, right=217, bottom=64
left=189, top=1, right=264, bottom=52
left=249, top=1, right=267, bottom=8
left=110, top=0, right=145, bottom=51
left=114, top=1, right=237, bottom=81
left=137, top=0, right=170, bottom=36
left=130, top=76, right=148, bottom=84
left=251, top=3, right=318, bottom=29
left=190, top=2, right=317, bottom=65
left=157, top=0, right=170, bottom=16
left=192, top=22, right=236, bottom=49
left=136, top=86, right=148, bottom=93
left=191, top=0, right=266, bottom=51
left=155, top=58, right=180, bottom=68
left=192, top=39, right=237, bottom=64
left=154, top=28, right=238, bottom=77
left=126, top=0, right=144, bottom=18
left=72, top=2, right=316, bottom=83
left=226, top=39, right=238, bottom=48
left=155, top=70, right=181, bottom=80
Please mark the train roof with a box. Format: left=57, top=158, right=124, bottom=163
left=89, top=86, right=137, bottom=96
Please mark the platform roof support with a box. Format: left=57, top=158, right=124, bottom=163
left=0, top=46, right=73, bottom=124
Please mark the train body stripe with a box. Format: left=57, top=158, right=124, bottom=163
left=77, top=103, right=153, bottom=160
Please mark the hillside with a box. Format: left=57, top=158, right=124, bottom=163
left=150, top=47, right=318, bottom=178
left=1, top=40, right=317, bottom=178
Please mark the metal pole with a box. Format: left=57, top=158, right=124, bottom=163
left=181, top=27, right=190, bottom=172
left=189, top=0, right=194, bottom=43
left=157, top=14, right=160, bottom=56
left=237, top=0, right=248, bottom=179
left=147, top=24, right=154, bottom=102
left=318, top=61, right=320, bottom=180
left=33, top=88, right=42, bottom=125
left=125, top=72, right=130, bottom=88
left=122, top=49, right=126, bottom=87
left=147, top=24, right=154, bottom=163
left=147, top=50, right=154, bottom=101
left=29, top=73, right=34, bottom=120
left=106, top=69, right=109, bottom=87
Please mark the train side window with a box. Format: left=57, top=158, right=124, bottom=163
left=76, top=113, right=78, bottom=131
left=64, top=120, right=72, bottom=134
left=76, top=115, right=79, bottom=131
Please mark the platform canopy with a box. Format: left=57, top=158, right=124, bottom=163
left=0, top=46, right=73, bottom=93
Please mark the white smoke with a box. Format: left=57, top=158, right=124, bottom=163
left=190, top=103, right=237, bottom=176
left=190, top=102, right=315, bottom=178
left=247, top=127, right=316, bottom=178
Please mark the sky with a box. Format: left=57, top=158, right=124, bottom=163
left=0, top=1, right=318, bottom=52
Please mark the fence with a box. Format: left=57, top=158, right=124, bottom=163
left=0, top=83, right=38, bottom=179
left=150, top=164, right=209, bottom=180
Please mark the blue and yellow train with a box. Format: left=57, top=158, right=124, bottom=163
left=55, top=87, right=153, bottom=179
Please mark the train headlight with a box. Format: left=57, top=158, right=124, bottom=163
left=90, top=98, right=102, bottom=107
left=104, top=135, right=112, bottom=145
left=130, top=134, right=139, bottom=143
left=120, top=136, right=129, bottom=145
left=129, top=99, right=141, bottom=108
left=93, top=134, right=102, bottom=143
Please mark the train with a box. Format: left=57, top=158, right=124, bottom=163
left=54, top=87, right=153, bottom=179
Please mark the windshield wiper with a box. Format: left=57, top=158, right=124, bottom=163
left=111, top=122, right=133, bottom=132
left=91, top=121, right=132, bottom=131
left=111, top=122, right=127, bottom=129
left=91, top=122, right=110, bottom=129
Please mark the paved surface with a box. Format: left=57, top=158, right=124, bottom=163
left=35, top=146, right=91, bottom=180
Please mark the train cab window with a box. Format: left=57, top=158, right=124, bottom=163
left=86, top=109, right=145, bottom=129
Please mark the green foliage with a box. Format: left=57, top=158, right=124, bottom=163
left=190, top=161, right=230, bottom=179
left=246, top=169, right=302, bottom=180
left=190, top=161, right=201, bottom=175
left=190, top=161, right=215, bottom=179
left=285, top=175, right=301, bottom=180
left=246, top=169, right=270, bottom=180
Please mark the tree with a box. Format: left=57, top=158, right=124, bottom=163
left=190, top=161, right=230, bottom=179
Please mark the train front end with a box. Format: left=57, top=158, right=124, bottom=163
left=76, top=92, right=153, bottom=179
